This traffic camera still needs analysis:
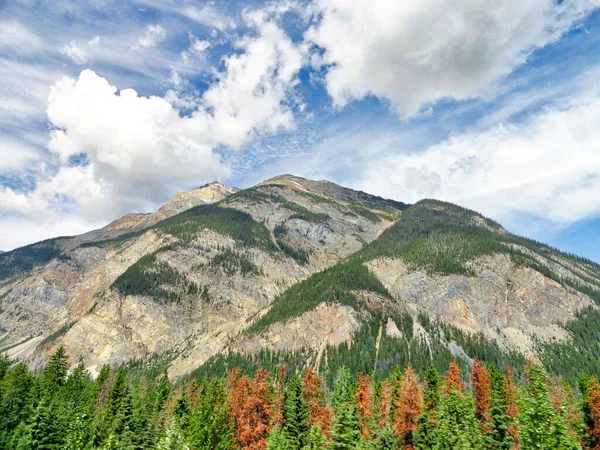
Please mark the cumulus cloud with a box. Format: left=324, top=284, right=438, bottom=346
left=199, top=8, right=304, bottom=148
left=132, top=24, right=167, bottom=50
left=306, top=0, right=600, bottom=117
left=60, top=41, right=88, bottom=64
left=356, top=90, right=600, bottom=225
left=0, top=11, right=303, bottom=228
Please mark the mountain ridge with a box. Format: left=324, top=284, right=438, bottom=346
left=1, top=175, right=599, bottom=384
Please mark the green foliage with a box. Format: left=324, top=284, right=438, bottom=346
left=358, top=200, right=600, bottom=306
left=225, top=187, right=330, bottom=224
left=249, top=259, right=390, bottom=334
left=284, top=374, right=310, bottom=449
left=429, top=389, right=484, bottom=450
left=277, top=239, right=310, bottom=265
left=330, top=404, right=362, bottom=450
left=0, top=238, right=68, bottom=281
left=540, top=306, right=600, bottom=383
left=154, top=203, right=274, bottom=250
left=210, top=248, right=261, bottom=276
left=517, top=364, right=580, bottom=450
left=112, top=250, right=206, bottom=303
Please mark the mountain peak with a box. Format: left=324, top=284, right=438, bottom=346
left=158, top=180, right=233, bottom=215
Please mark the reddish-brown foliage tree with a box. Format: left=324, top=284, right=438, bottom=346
left=504, top=366, right=519, bottom=449
left=377, top=379, right=392, bottom=429
left=272, top=365, right=286, bottom=427
left=472, top=359, right=492, bottom=433
left=586, top=379, right=600, bottom=450
left=393, top=364, right=423, bottom=450
left=443, top=361, right=464, bottom=393
left=227, top=368, right=274, bottom=450
left=355, top=373, right=374, bottom=438
left=302, top=366, right=333, bottom=435
left=548, top=376, right=582, bottom=443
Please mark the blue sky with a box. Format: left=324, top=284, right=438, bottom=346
left=1, top=1, right=600, bottom=263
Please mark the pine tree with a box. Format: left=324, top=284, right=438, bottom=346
left=393, top=364, right=422, bottom=450
left=376, top=380, right=392, bottom=429
left=583, top=378, right=600, bottom=450
left=185, top=379, right=234, bottom=449
left=303, top=367, right=332, bottom=436
left=0, top=362, right=35, bottom=442
left=355, top=373, right=373, bottom=439
left=227, top=367, right=273, bottom=450
left=284, top=373, right=309, bottom=449
left=503, top=366, right=519, bottom=449
left=471, top=359, right=493, bottom=444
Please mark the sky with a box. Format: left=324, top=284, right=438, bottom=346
left=1, top=0, right=600, bottom=262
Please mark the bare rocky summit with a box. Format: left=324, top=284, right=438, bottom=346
left=1, top=175, right=599, bottom=381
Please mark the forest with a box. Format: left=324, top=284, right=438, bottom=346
left=2, top=347, right=600, bottom=449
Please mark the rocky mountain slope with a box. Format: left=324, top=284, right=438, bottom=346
left=1, top=175, right=599, bottom=383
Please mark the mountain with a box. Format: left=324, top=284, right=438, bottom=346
left=1, top=175, right=599, bottom=383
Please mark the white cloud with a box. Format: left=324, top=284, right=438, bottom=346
left=138, top=0, right=236, bottom=31
left=198, top=8, right=304, bottom=148
left=1, top=10, right=304, bottom=223
left=88, top=36, right=100, bottom=47
left=132, top=24, right=167, bottom=50
left=0, top=20, right=44, bottom=54
left=181, top=33, right=210, bottom=62
left=60, top=41, right=89, bottom=64
left=356, top=88, right=600, bottom=226
left=306, top=0, right=600, bottom=117
left=0, top=217, right=105, bottom=252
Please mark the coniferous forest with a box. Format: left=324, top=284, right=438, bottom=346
left=2, top=347, right=600, bottom=449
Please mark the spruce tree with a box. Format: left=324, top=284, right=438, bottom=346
left=302, top=426, right=329, bottom=450
left=487, top=364, right=513, bottom=450
left=414, top=365, right=440, bottom=449
left=41, top=346, right=68, bottom=398
left=518, top=364, right=579, bottom=450
left=284, top=373, right=309, bottom=449
left=267, top=425, right=289, bottom=450
left=330, top=403, right=361, bottom=450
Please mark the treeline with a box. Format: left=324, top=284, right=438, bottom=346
left=2, top=348, right=600, bottom=449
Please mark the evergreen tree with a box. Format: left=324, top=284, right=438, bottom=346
left=487, top=364, right=513, bottom=450
left=583, top=378, right=600, bottom=450
left=330, top=403, right=361, bottom=450
left=518, top=364, right=579, bottom=450
left=414, top=365, right=441, bottom=450
left=284, top=374, right=309, bottom=449
left=331, top=367, right=354, bottom=414
left=266, top=426, right=289, bottom=450
left=18, top=399, right=63, bottom=450
left=0, top=363, right=35, bottom=447
left=303, top=367, right=332, bottom=436
left=301, top=426, right=329, bottom=450
left=185, top=379, right=234, bottom=449
left=393, top=364, right=422, bottom=450
left=355, top=374, right=373, bottom=439
left=41, top=346, right=68, bottom=398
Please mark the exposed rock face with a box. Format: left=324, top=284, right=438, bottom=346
left=0, top=176, right=400, bottom=375
left=2, top=174, right=600, bottom=381
left=367, top=254, right=593, bottom=336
